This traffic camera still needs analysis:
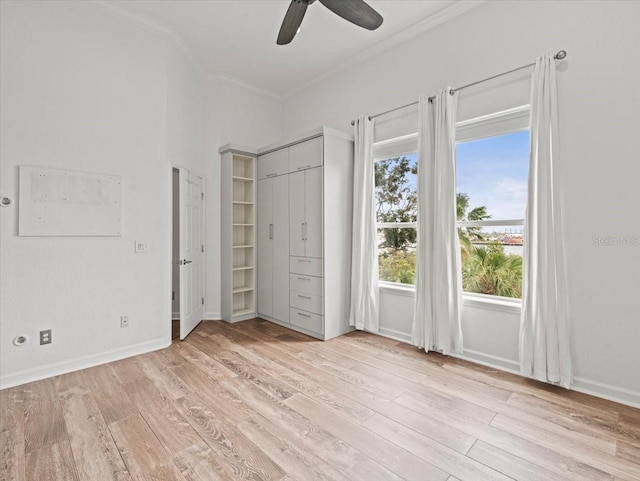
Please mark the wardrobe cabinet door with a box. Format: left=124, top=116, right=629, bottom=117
left=257, top=178, right=273, bottom=318
left=289, top=170, right=306, bottom=257
left=257, top=148, right=288, bottom=180
left=304, top=167, right=323, bottom=258
left=272, top=174, right=290, bottom=323
left=289, top=137, right=323, bottom=172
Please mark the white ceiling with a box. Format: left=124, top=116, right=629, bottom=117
left=104, top=0, right=470, bottom=97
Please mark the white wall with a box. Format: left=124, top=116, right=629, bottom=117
left=0, top=0, right=171, bottom=386
left=282, top=0, right=640, bottom=405
left=203, top=78, right=283, bottom=319
left=0, top=1, right=282, bottom=387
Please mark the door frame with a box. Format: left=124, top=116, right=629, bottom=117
left=170, top=163, right=206, bottom=340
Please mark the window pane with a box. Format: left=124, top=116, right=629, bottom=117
left=378, top=227, right=416, bottom=285
left=456, top=130, right=529, bottom=221
left=375, top=154, right=418, bottom=224
left=456, top=130, right=529, bottom=299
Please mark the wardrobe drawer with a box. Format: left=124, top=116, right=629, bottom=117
left=257, top=148, right=288, bottom=180
left=290, top=290, right=323, bottom=315
left=289, top=273, right=323, bottom=296
left=290, top=308, right=323, bottom=334
left=290, top=256, right=323, bottom=276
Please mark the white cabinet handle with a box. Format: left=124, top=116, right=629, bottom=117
left=297, top=276, right=311, bottom=281
left=269, top=224, right=274, bottom=240
left=297, top=165, right=311, bottom=170
left=302, top=222, right=308, bottom=241
left=297, top=312, right=311, bottom=318
left=266, top=173, right=277, bottom=178
left=298, top=259, right=311, bottom=263
left=298, top=294, right=311, bottom=300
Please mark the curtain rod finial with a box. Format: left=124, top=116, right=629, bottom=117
left=555, top=50, right=567, bottom=60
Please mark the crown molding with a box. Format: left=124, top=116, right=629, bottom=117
left=88, top=0, right=173, bottom=37
left=209, top=73, right=283, bottom=101
left=282, top=0, right=486, bottom=101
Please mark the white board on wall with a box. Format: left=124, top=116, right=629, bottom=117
left=18, top=166, right=122, bottom=236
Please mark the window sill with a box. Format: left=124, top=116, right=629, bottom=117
left=378, top=283, right=522, bottom=314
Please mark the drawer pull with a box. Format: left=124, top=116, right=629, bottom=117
left=297, top=276, right=311, bottom=281
left=297, top=312, right=311, bottom=318
left=298, top=294, right=311, bottom=299
left=298, top=259, right=312, bottom=263
left=297, top=165, right=311, bottom=170
left=266, top=173, right=277, bottom=178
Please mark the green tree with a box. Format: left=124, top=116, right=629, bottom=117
left=461, top=242, right=522, bottom=298
left=456, top=192, right=490, bottom=259
left=375, top=157, right=417, bottom=251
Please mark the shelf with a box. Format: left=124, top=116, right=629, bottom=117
left=232, top=176, right=253, bottom=182
left=232, top=224, right=253, bottom=227
left=232, top=245, right=254, bottom=249
left=233, top=266, right=254, bottom=271
left=233, top=201, right=254, bottom=205
left=233, top=286, right=254, bottom=294
left=232, top=308, right=255, bottom=317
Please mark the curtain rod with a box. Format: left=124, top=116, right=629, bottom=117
left=350, top=50, right=567, bottom=126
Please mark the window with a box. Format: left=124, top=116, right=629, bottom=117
left=374, top=134, right=418, bottom=285
left=456, top=106, right=530, bottom=300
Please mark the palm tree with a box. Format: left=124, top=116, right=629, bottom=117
left=456, top=193, right=490, bottom=259
left=461, top=243, right=522, bottom=298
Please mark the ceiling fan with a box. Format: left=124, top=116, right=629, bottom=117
left=277, top=0, right=383, bottom=45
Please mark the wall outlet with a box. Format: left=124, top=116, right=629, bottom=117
left=120, top=315, right=129, bottom=328
left=40, top=329, right=52, bottom=345
left=135, top=241, right=149, bottom=253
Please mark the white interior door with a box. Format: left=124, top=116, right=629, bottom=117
left=179, top=168, right=204, bottom=340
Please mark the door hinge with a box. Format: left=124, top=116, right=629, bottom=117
left=201, top=244, right=204, bottom=253
left=201, top=297, right=204, bottom=305
left=172, top=290, right=175, bottom=301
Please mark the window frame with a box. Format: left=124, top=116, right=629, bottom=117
left=373, top=133, right=419, bottom=288
left=374, top=106, right=530, bottom=310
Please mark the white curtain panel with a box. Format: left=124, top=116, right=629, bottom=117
left=412, top=90, right=463, bottom=354
left=349, top=116, right=379, bottom=332
left=519, top=54, right=572, bottom=388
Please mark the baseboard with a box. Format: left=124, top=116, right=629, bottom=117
left=205, top=311, right=221, bottom=320
left=454, top=348, right=521, bottom=374
left=377, top=326, right=412, bottom=343
left=0, top=337, right=170, bottom=390
left=172, top=312, right=180, bottom=321
left=371, top=329, right=640, bottom=409
left=572, top=377, right=640, bottom=409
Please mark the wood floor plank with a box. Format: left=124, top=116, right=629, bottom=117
left=23, top=379, right=67, bottom=452
left=122, top=378, right=201, bottom=456
left=361, top=413, right=512, bottom=481
left=284, top=393, right=450, bottom=481
left=617, top=440, right=640, bottom=464
left=109, top=414, right=187, bottom=481
left=467, top=440, right=570, bottom=481
left=1, top=387, right=26, bottom=481
left=59, top=386, right=131, bottom=481
left=491, top=414, right=640, bottom=480
left=25, top=440, right=79, bottom=481
left=172, top=441, right=240, bottom=481
left=81, top=364, right=137, bottom=424
left=174, top=396, right=285, bottom=481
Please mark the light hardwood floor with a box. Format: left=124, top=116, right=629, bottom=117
left=2, top=319, right=639, bottom=481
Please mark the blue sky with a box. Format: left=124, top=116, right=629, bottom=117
left=456, top=130, right=529, bottom=221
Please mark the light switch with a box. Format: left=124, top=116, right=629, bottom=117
left=135, top=241, right=149, bottom=253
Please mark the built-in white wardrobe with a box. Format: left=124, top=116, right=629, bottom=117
left=256, top=127, right=354, bottom=340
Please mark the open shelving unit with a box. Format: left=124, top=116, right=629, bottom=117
left=220, top=144, right=257, bottom=322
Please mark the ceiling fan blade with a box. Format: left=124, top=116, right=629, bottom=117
left=277, top=1, right=308, bottom=45
left=319, top=0, right=383, bottom=30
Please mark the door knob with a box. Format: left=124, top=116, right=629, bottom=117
left=179, top=259, right=193, bottom=265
